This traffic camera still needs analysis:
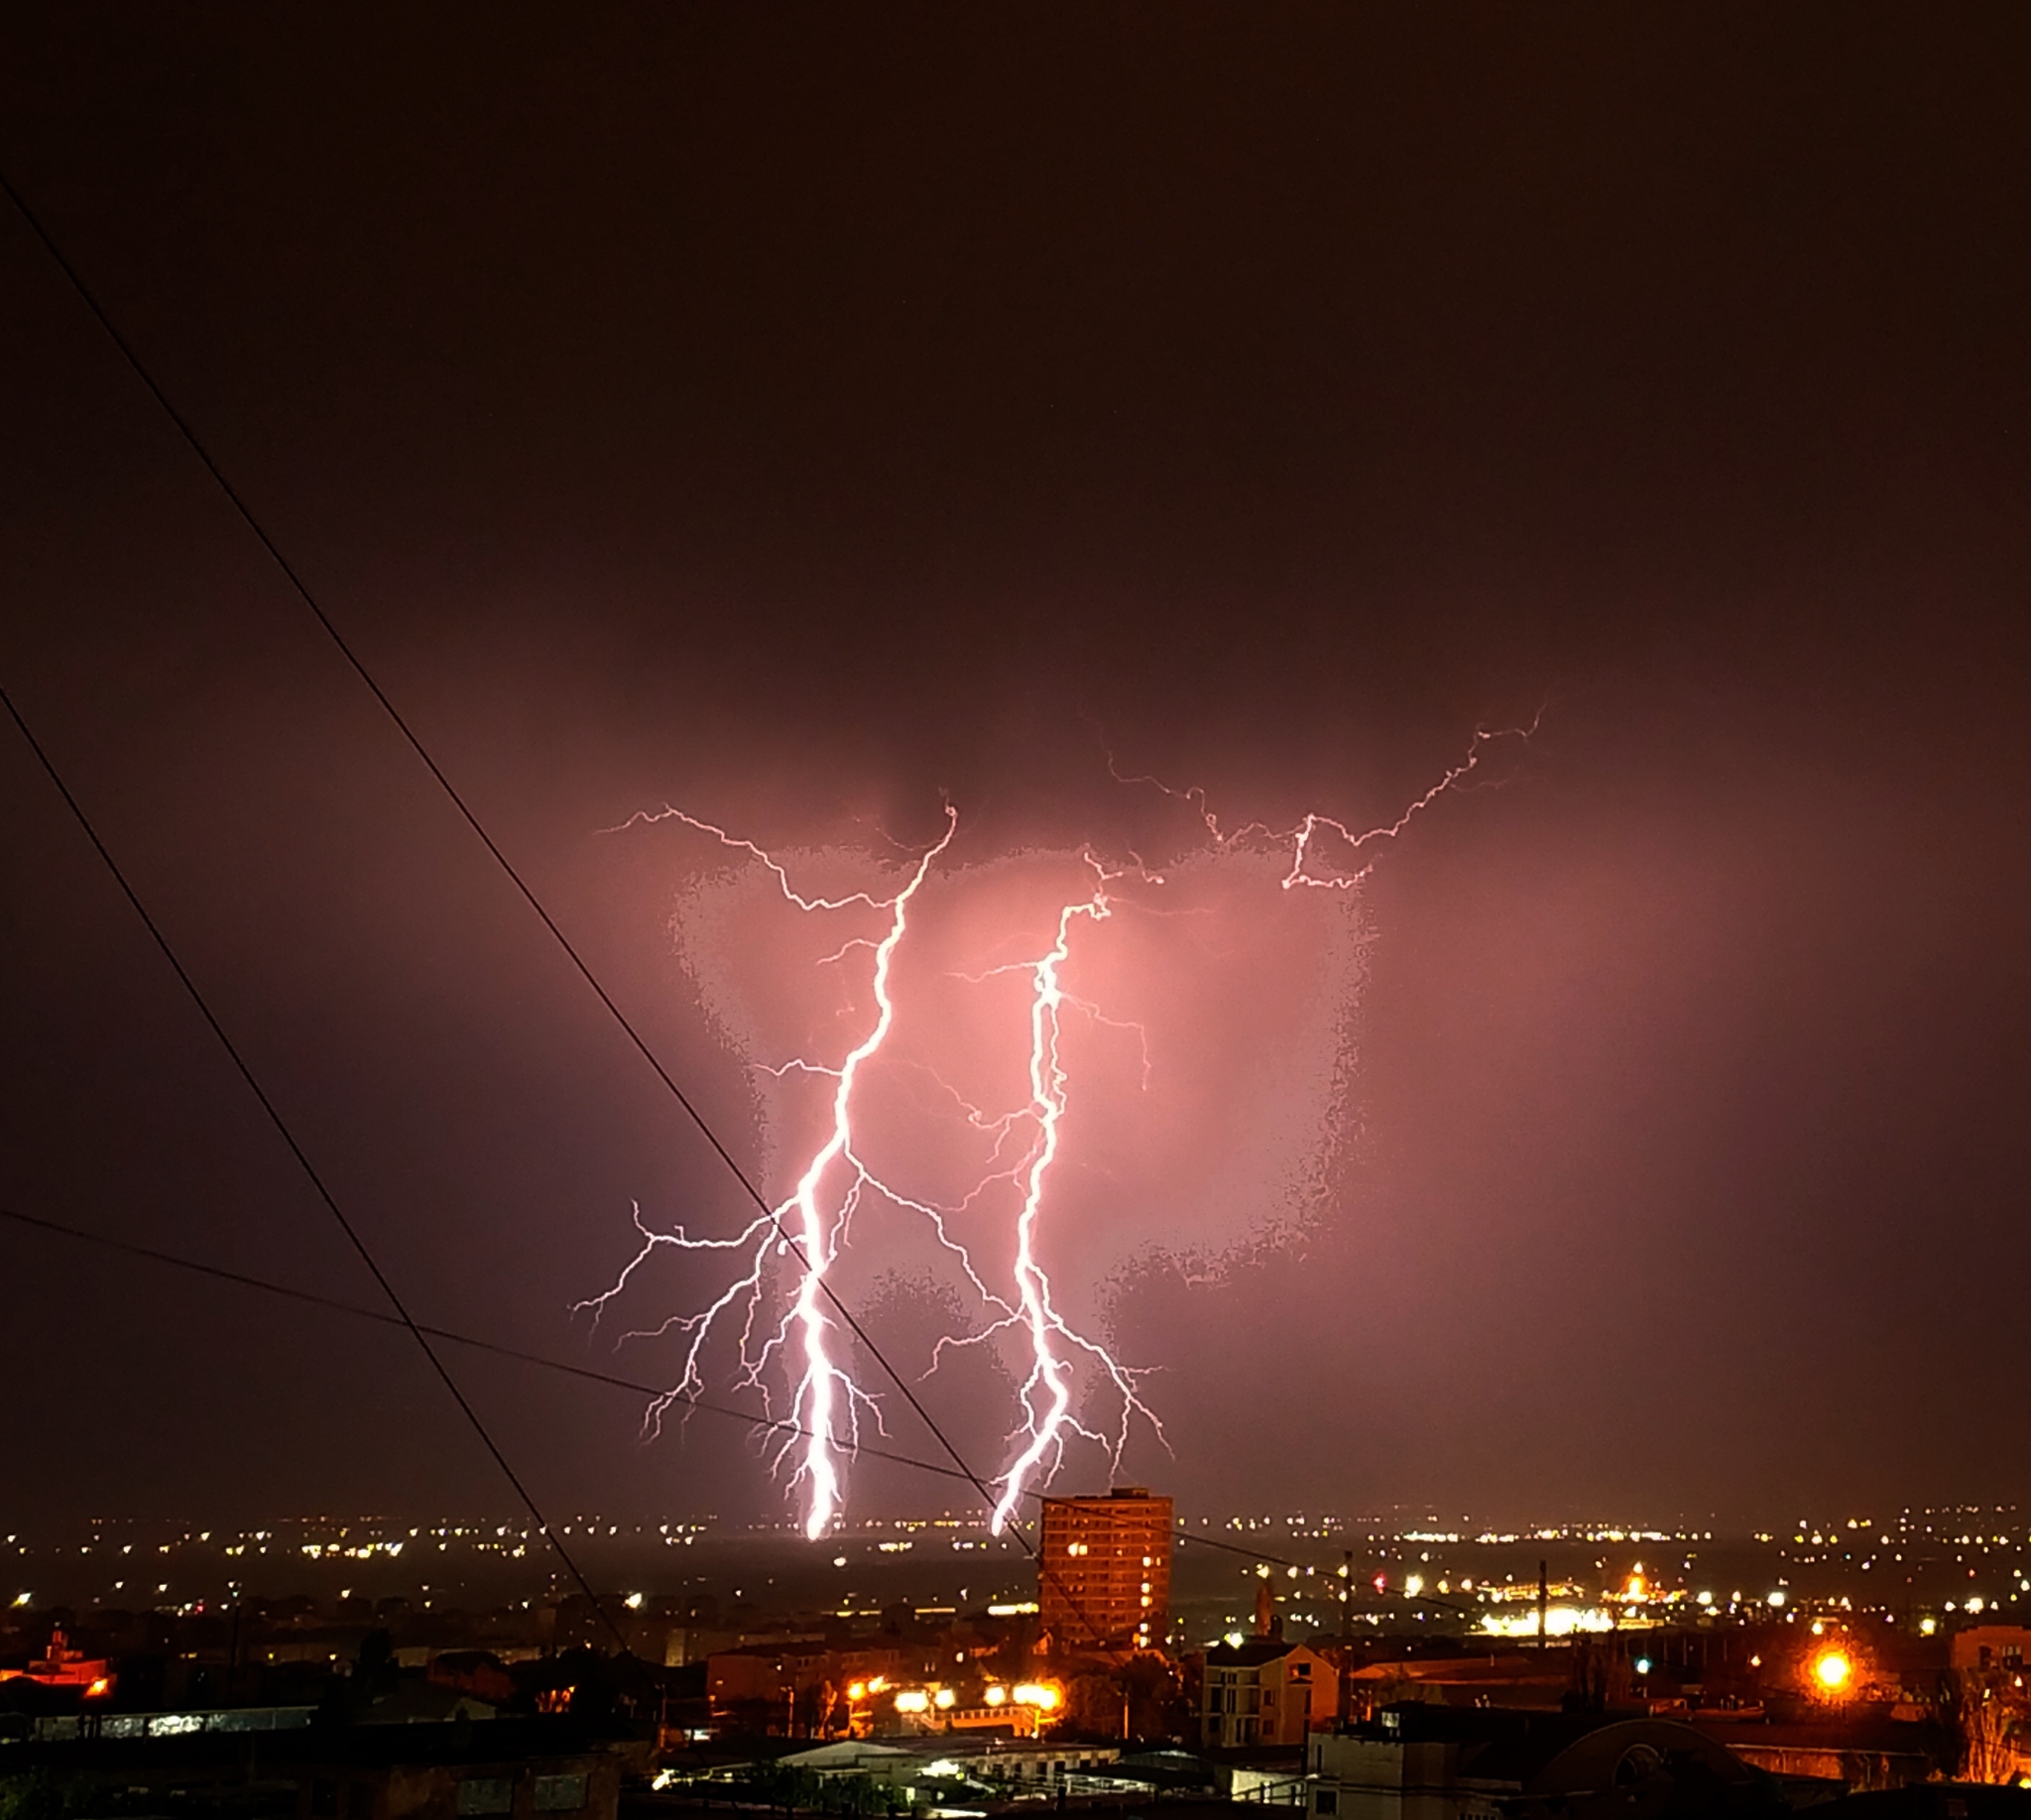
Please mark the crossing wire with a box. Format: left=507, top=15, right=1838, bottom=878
left=0, top=1197, right=1479, bottom=1615
left=0, top=168, right=1115, bottom=1648
left=0, top=683, right=629, bottom=1653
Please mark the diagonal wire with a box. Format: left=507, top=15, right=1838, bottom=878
left=0, top=683, right=628, bottom=1653
left=0, top=1196, right=1473, bottom=1619
left=0, top=1200, right=985, bottom=1494
left=0, top=168, right=1119, bottom=1648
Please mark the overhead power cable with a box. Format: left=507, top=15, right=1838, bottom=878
left=0, top=1200, right=984, bottom=1495
left=0, top=1198, right=1475, bottom=1609
left=0, top=683, right=627, bottom=1654
left=0, top=173, right=1101, bottom=1631
left=0, top=171, right=1109, bottom=1646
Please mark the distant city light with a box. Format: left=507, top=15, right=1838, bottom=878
left=624, top=1593, right=644, bottom=1610
left=1815, top=1651, right=1852, bottom=1692
left=1482, top=1606, right=1613, bottom=1638
left=1634, top=1658, right=1652, bottom=1676
left=1766, top=1591, right=1786, bottom=1607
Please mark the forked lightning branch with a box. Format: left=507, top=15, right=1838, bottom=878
left=577, top=726, right=1528, bottom=1539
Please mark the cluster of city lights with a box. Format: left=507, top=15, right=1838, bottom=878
left=875, top=1680, right=1060, bottom=1715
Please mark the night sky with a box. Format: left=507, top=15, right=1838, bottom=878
left=4, top=7, right=2029, bottom=1532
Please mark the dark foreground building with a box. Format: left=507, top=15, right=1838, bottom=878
left=1308, top=1707, right=1789, bottom=1820
left=294, top=1721, right=621, bottom=1820
left=0, top=1716, right=624, bottom=1820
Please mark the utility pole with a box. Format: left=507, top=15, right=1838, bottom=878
left=1338, top=1550, right=1355, bottom=1729
left=1536, top=1561, right=1549, bottom=1651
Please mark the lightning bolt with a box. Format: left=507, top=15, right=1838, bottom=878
left=1110, top=716, right=1539, bottom=890
left=585, top=722, right=1530, bottom=1538
left=576, top=804, right=962, bottom=1539
left=989, top=856, right=1159, bottom=1530
left=779, top=806, right=957, bottom=1535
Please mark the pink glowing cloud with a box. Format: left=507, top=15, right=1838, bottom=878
left=579, top=730, right=1527, bottom=1533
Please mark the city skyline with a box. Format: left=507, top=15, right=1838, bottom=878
left=8, top=9, right=2031, bottom=1798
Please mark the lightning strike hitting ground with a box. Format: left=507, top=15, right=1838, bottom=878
left=583, top=727, right=1529, bottom=1537
left=574, top=804, right=961, bottom=1539
left=991, top=860, right=1135, bottom=1530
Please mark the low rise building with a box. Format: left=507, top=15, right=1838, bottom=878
left=1344, top=1652, right=1571, bottom=1716
left=1307, top=1707, right=1774, bottom=1820
left=0, top=1714, right=625, bottom=1820
left=777, top=1734, right=1123, bottom=1791
left=1692, top=1714, right=1947, bottom=1790
left=292, top=1725, right=621, bottom=1820
left=1198, top=1640, right=1338, bottom=1749
left=0, top=1628, right=114, bottom=1700
left=1951, top=1628, right=2031, bottom=1675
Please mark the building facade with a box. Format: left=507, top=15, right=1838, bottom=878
left=1950, top=1626, right=2031, bottom=1673
left=292, top=1723, right=620, bottom=1820
left=1306, top=1711, right=1765, bottom=1820
left=1038, top=1488, right=1173, bottom=1652
left=1198, top=1640, right=1338, bottom=1748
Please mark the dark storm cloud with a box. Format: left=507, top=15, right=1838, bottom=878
left=2, top=5, right=2028, bottom=1529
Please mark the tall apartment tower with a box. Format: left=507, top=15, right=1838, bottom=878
left=1037, top=1486, right=1173, bottom=1652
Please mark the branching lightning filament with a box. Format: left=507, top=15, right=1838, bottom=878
left=582, top=725, right=1529, bottom=1538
